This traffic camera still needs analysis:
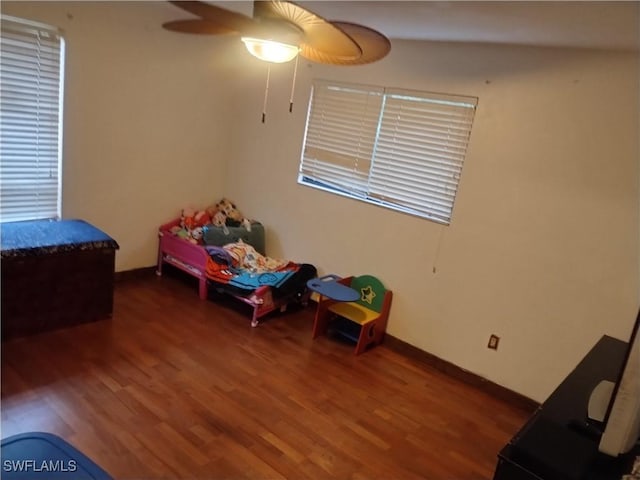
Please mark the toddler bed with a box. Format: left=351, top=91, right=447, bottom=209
left=157, top=217, right=316, bottom=327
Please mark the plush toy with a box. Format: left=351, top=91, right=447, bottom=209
left=205, top=204, right=220, bottom=219
left=175, top=228, right=190, bottom=240
left=216, top=198, right=252, bottom=231
left=217, top=198, right=243, bottom=225
left=181, top=207, right=196, bottom=231
left=194, top=210, right=211, bottom=227
left=211, top=210, right=227, bottom=228
left=177, top=207, right=211, bottom=243
left=190, top=226, right=204, bottom=244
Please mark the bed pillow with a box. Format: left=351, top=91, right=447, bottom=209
left=202, top=222, right=265, bottom=255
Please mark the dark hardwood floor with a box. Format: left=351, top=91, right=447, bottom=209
left=1, top=272, right=532, bottom=479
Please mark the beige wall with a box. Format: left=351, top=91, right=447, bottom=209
left=3, top=2, right=638, bottom=402
left=3, top=1, right=237, bottom=271
left=224, top=40, right=639, bottom=402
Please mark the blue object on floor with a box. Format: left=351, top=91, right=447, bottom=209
left=1, top=432, right=112, bottom=480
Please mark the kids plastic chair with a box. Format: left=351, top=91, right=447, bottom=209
left=312, top=274, right=392, bottom=355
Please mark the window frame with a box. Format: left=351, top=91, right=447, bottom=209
left=298, top=80, right=477, bottom=225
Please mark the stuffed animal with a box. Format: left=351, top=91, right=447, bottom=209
left=211, top=210, right=227, bottom=227
left=178, top=207, right=211, bottom=243
left=194, top=210, right=211, bottom=227
left=180, top=207, right=196, bottom=231
left=190, top=226, right=204, bottom=244
left=175, top=228, right=190, bottom=240
left=205, top=202, right=227, bottom=226
left=216, top=198, right=251, bottom=231
left=217, top=198, right=243, bottom=225
left=205, top=204, right=220, bottom=220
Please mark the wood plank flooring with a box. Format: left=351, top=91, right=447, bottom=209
left=1, top=272, right=532, bottom=479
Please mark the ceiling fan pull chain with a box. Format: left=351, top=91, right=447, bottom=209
left=289, top=55, right=299, bottom=113
left=262, top=64, right=271, bottom=124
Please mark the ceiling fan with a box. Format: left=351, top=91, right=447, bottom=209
left=162, top=1, right=391, bottom=65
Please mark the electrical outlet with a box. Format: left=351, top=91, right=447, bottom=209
left=488, top=334, right=500, bottom=350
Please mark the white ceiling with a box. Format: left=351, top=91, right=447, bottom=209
left=207, top=1, right=640, bottom=51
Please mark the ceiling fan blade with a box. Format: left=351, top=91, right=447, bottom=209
left=162, top=19, right=237, bottom=35
left=168, top=1, right=256, bottom=32
left=300, top=22, right=391, bottom=65
left=253, top=1, right=361, bottom=60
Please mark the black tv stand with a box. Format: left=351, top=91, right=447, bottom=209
left=566, top=418, right=604, bottom=441
left=493, top=335, right=639, bottom=480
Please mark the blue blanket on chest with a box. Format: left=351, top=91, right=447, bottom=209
left=1, top=219, right=119, bottom=258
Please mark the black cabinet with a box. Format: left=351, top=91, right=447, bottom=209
left=494, top=336, right=639, bottom=480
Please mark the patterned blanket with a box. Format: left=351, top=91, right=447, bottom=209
left=205, top=241, right=298, bottom=289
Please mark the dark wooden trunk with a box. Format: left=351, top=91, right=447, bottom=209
left=1, top=247, right=117, bottom=340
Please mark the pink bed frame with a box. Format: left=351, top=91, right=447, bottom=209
left=156, top=219, right=300, bottom=327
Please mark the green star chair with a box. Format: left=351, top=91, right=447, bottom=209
left=312, top=275, right=393, bottom=355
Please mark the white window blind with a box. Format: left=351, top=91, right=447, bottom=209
left=1, top=15, right=64, bottom=222
left=300, top=82, right=383, bottom=197
left=299, top=80, right=477, bottom=225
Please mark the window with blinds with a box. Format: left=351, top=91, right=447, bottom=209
left=299, top=80, right=477, bottom=225
left=1, top=15, right=64, bottom=223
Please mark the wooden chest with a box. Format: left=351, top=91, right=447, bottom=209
left=1, top=219, right=119, bottom=340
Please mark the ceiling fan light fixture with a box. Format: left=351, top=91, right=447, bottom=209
left=241, top=37, right=299, bottom=63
